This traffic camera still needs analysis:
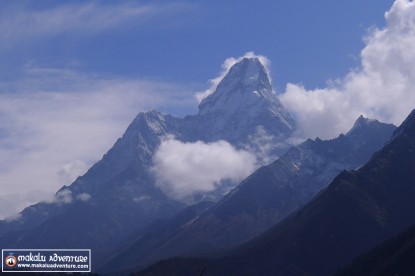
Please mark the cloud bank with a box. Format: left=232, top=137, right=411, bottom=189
left=195, top=52, right=271, bottom=103
left=0, top=68, right=195, bottom=219
left=152, top=137, right=257, bottom=202
left=280, top=0, right=415, bottom=139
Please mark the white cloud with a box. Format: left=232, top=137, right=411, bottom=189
left=279, top=0, right=415, bottom=140
left=58, top=160, right=88, bottom=186
left=76, top=193, right=91, bottom=202
left=152, top=137, right=257, bottom=202
left=0, top=1, right=193, bottom=45
left=39, top=189, right=73, bottom=205
left=53, top=189, right=73, bottom=205
left=195, top=52, right=272, bottom=103
left=4, top=213, right=22, bottom=222
left=244, top=126, right=284, bottom=165
left=0, top=190, right=53, bottom=220
left=0, top=68, right=195, bottom=219
left=0, top=190, right=90, bottom=220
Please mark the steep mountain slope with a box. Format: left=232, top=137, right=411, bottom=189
left=195, top=57, right=295, bottom=145
left=104, top=116, right=395, bottom=272
left=0, top=57, right=295, bottom=267
left=337, top=223, right=415, bottom=276
left=138, top=109, right=415, bottom=276
left=0, top=111, right=186, bottom=264
left=101, top=201, right=215, bottom=274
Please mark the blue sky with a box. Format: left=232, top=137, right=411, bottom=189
left=4, top=0, right=415, bottom=219
left=1, top=0, right=392, bottom=92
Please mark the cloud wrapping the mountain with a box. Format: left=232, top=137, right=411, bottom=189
left=76, top=193, right=91, bottom=202
left=153, top=137, right=257, bottom=201
left=58, top=160, right=88, bottom=185
left=244, top=126, right=283, bottom=165
left=0, top=68, right=195, bottom=219
left=0, top=191, right=54, bottom=221
left=280, top=0, right=415, bottom=139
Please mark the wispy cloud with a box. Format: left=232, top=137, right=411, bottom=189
left=0, top=190, right=51, bottom=221
left=280, top=0, right=415, bottom=140
left=0, top=1, right=193, bottom=45
left=0, top=67, right=195, bottom=219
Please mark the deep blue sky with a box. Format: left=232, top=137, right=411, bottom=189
left=0, top=0, right=393, bottom=92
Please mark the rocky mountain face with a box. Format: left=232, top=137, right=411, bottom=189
left=138, top=109, right=415, bottom=276
left=0, top=111, right=186, bottom=265
left=0, top=57, right=295, bottom=267
left=195, top=57, right=295, bottom=145
left=103, top=116, right=395, bottom=273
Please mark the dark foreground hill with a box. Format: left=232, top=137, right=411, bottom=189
left=337, top=222, right=415, bottom=276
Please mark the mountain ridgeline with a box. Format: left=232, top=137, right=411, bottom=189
left=138, top=110, right=415, bottom=275
left=0, top=55, right=407, bottom=275
left=0, top=57, right=295, bottom=267
left=102, top=116, right=396, bottom=273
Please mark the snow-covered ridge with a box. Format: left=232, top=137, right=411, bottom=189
left=198, top=57, right=286, bottom=118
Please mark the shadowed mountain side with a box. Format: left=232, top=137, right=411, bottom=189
left=0, top=57, right=296, bottom=268
left=336, top=223, right=415, bottom=276
left=136, top=109, right=415, bottom=275
left=104, top=116, right=395, bottom=272
left=99, top=201, right=214, bottom=274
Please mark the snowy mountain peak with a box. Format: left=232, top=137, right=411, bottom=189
left=226, top=57, right=271, bottom=89
left=345, top=115, right=396, bottom=143
left=198, top=57, right=281, bottom=116
left=346, top=115, right=385, bottom=135
left=346, top=115, right=377, bottom=134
